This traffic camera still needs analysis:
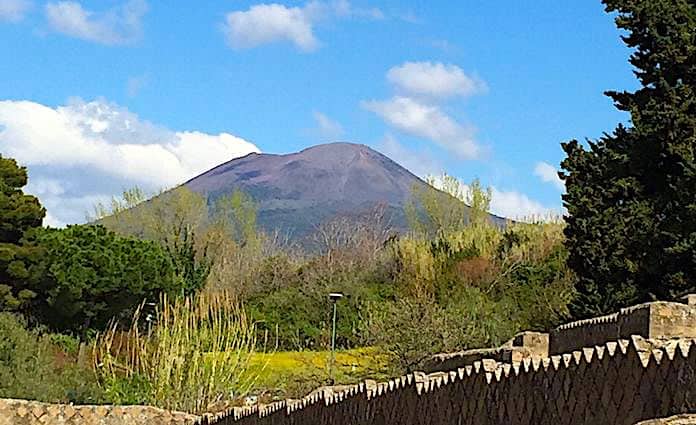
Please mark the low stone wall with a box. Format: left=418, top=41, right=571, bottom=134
left=636, top=415, right=696, bottom=424
left=423, top=331, right=548, bottom=373
left=549, top=297, right=696, bottom=355
left=0, top=399, right=199, bottom=425
left=203, top=336, right=696, bottom=425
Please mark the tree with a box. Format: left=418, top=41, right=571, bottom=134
left=0, top=156, right=45, bottom=311
left=24, top=225, right=178, bottom=332
left=406, top=173, right=493, bottom=236
left=465, top=178, right=493, bottom=226
left=96, top=187, right=214, bottom=296
left=561, top=0, right=696, bottom=317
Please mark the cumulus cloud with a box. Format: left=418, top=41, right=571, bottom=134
left=534, top=161, right=564, bottom=191
left=427, top=172, right=558, bottom=220
left=364, top=61, right=487, bottom=160
left=0, top=0, right=31, bottom=22
left=224, top=3, right=317, bottom=51
left=0, top=98, right=259, bottom=226
left=311, top=111, right=344, bottom=141
left=45, top=0, right=148, bottom=45
left=489, top=187, right=559, bottom=220
left=362, top=96, right=479, bottom=159
left=223, top=0, right=382, bottom=51
left=387, top=61, right=486, bottom=99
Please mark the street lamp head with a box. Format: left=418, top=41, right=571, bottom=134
left=328, top=292, right=344, bottom=301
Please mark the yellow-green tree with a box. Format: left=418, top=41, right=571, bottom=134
left=406, top=173, right=492, bottom=236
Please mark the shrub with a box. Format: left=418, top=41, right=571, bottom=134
left=22, top=224, right=178, bottom=333
left=94, top=291, right=259, bottom=414
left=0, top=312, right=104, bottom=404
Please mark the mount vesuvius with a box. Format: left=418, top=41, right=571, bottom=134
left=183, top=142, right=505, bottom=242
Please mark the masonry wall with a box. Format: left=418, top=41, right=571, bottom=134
left=0, top=399, right=199, bottom=425
left=549, top=301, right=696, bottom=355
left=203, top=337, right=696, bottom=425
left=424, top=332, right=549, bottom=373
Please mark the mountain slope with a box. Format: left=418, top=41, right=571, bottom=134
left=183, top=142, right=504, bottom=241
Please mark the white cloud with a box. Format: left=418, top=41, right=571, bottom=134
left=0, top=0, right=31, bottom=22
left=224, top=3, right=318, bottom=51
left=25, top=178, right=65, bottom=197
left=312, top=111, right=344, bottom=141
left=387, top=62, right=486, bottom=99
left=490, top=187, right=559, bottom=220
left=362, top=96, right=480, bottom=159
left=222, top=0, right=382, bottom=51
left=45, top=0, right=148, bottom=45
left=426, top=172, right=558, bottom=220
left=534, top=161, right=564, bottom=191
left=0, top=98, right=260, bottom=225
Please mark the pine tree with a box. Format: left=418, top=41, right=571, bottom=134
left=0, top=156, right=45, bottom=311
left=561, top=0, right=696, bottom=318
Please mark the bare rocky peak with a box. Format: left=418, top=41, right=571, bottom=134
left=185, top=142, right=425, bottom=205
left=183, top=142, right=503, bottom=243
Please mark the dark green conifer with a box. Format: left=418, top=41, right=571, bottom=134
left=561, top=0, right=696, bottom=317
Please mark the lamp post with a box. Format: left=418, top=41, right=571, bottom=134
left=328, top=292, right=344, bottom=384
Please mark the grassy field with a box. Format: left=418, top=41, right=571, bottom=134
left=245, top=348, right=390, bottom=399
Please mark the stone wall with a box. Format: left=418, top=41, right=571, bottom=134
left=0, top=399, right=199, bottom=425
left=636, top=415, right=696, bottom=424
left=423, top=331, right=548, bottom=373
left=202, top=336, right=696, bottom=425
left=549, top=297, right=696, bottom=355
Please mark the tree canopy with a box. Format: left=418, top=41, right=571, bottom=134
left=0, top=156, right=45, bottom=311
left=25, top=225, right=178, bottom=332
left=561, top=0, right=696, bottom=317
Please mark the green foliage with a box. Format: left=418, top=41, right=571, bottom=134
left=364, top=220, right=573, bottom=373
left=24, top=225, right=178, bottom=332
left=561, top=0, right=696, bottom=318
left=247, top=252, right=392, bottom=350
left=211, top=190, right=260, bottom=249
left=0, top=156, right=45, bottom=313
left=94, top=292, right=258, bottom=414
left=464, top=178, right=493, bottom=226
left=0, top=312, right=104, bottom=404
left=96, top=187, right=266, bottom=297
left=0, top=155, right=45, bottom=244
left=90, top=187, right=148, bottom=222
left=406, top=173, right=493, bottom=236
left=165, top=226, right=211, bottom=297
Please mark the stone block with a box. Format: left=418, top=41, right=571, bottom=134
left=647, top=302, right=696, bottom=340
left=680, top=294, right=696, bottom=306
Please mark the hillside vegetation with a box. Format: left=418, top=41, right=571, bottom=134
left=1, top=0, right=694, bottom=414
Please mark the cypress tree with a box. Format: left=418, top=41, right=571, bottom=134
left=561, top=0, right=696, bottom=317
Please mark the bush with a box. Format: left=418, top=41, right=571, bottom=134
left=20, top=224, right=178, bottom=333
left=94, top=292, right=259, bottom=414
left=0, top=312, right=104, bottom=404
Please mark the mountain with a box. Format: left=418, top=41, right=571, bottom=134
left=183, top=142, right=505, bottom=242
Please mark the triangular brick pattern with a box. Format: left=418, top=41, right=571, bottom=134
left=199, top=337, right=696, bottom=425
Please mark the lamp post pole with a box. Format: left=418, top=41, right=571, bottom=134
left=331, top=300, right=338, bottom=354
left=328, top=292, right=343, bottom=385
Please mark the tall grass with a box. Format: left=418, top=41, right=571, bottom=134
left=94, top=291, right=258, bottom=414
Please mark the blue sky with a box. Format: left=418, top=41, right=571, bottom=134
left=0, top=0, right=637, bottom=225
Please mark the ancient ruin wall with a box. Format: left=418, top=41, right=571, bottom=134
left=549, top=301, right=696, bottom=355
left=423, top=332, right=549, bottom=373
left=202, top=337, right=696, bottom=425
left=0, top=399, right=199, bottom=425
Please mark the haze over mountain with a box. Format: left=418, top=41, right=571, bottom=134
left=184, top=142, right=505, bottom=241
